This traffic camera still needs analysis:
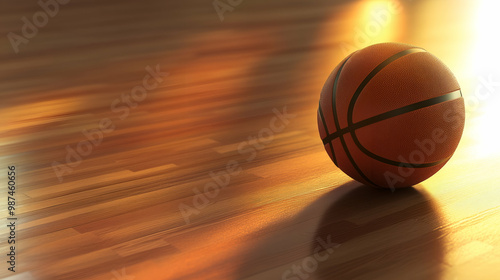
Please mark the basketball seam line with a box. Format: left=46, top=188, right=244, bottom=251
left=346, top=48, right=427, bottom=126
left=331, top=56, right=378, bottom=187
left=322, top=89, right=462, bottom=143
left=349, top=90, right=461, bottom=168
left=346, top=47, right=458, bottom=168
left=318, top=105, right=337, bottom=166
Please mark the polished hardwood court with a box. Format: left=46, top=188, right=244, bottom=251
left=1, top=0, right=500, bottom=279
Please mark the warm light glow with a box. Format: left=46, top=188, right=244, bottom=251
left=468, top=0, right=500, bottom=158
left=317, top=0, right=404, bottom=80
left=358, top=0, right=404, bottom=45
left=470, top=104, right=500, bottom=158
left=471, top=0, right=500, bottom=74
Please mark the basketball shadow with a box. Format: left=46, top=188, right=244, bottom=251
left=236, top=182, right=445, bottom=280
left=311, top=184, right=445, bottom=280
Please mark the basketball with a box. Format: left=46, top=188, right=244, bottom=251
left=318, top=42, right=465, bottom=189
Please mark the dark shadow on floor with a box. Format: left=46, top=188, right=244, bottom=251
left=236, top=182, right=444, bottom=280
left=311, top=184, right=445, bottom=280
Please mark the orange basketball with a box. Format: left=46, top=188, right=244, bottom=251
left=317, top=42, right=465, bottom=189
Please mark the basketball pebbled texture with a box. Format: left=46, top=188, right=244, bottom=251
left=317, top=42, right=465, bottom=189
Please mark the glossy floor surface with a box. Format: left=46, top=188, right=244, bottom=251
left=1, top=0, right=500, bottom=279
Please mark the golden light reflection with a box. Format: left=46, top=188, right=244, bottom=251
left=471, top=0, right=500, bottom=74
left=338, top=0, right=405, bottom=51
left=359, top=0, right=404, bottom=44
left=468, top=0, right=500, bottom=158
left=470, top=105, right=500, bottom=158
left=317, top=0, right=404, bottom=83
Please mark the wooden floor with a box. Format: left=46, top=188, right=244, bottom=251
left=1, top=0, right=500, bottom=279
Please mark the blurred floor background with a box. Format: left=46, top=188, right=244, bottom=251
left=0, top=0, right=499, bottom=279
